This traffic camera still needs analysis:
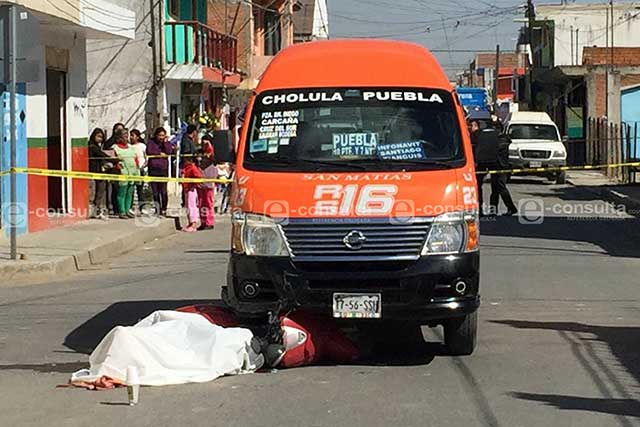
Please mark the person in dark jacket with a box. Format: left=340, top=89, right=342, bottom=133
left=180, top=124, right=199, bottom=163
left=470, top=119, right=517, bottom=216
left=88, top=128, right=116, bottom=219
left=489, top=122, right=518, bottom=216
left=146, top=127, right=174, bottom=216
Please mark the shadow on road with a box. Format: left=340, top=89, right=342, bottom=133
left=481, top=216, right=640, bottom=258
left=517, top=183, right=640, bottom=218
left=0, top=361, right=87, bottom=374
left=509, top=392, right=640, bottom=418
left=494, top=320, right=640, bottom=421
left=63, top=299, right=214, bottom=354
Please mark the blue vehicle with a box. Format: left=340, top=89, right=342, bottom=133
left=456, top=87, right=489, bottom=112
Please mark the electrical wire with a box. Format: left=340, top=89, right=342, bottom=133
left=46, top=0, right=136, bottom=32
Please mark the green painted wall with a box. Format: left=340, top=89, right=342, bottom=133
left=27, top=138, right=48, bottom=149
left=28, top=138, right=89, bottom=149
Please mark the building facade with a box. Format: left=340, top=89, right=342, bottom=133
left=0, top=0, right=135, bottom=235
left=87, top=0, right=241, bottom=135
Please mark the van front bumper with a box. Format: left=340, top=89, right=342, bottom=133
left=225, top=253, right=480, bottom=323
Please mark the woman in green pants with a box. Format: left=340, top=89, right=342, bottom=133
left=113, top=135, right=140, bottom=219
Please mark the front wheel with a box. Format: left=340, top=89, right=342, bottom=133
left=444, top=311, right=477, bottom=356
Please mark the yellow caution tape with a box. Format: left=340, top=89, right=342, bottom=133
left=1, top=167, right=233, bottom=184
left=479, top=161, right=640, bottom=175
left=2, top=160, right=640, bottom=181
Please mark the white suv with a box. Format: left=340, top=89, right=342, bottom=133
left=505, top=111, right=567, bottom=184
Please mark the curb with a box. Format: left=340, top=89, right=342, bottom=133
left=0, top=220, right=177, bottom=286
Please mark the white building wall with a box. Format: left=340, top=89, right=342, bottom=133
left=536, top=3, right=640, bottom=67
left=86, top=0, right=155, bottom=135
left=25, top=27, right=88, bottom=142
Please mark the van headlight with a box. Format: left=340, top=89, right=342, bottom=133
left=231, top=213, right=290, bottom=256
left=552, top=149, right=566, bottom=158
left=421, top=211, right=479, bottom=255
left=508, top=146, right=519, bottom=157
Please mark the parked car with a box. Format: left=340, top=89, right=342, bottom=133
left=504, top=111, right=567, bottom=184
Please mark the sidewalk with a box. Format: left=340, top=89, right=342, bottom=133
left=0, top=193, right=187, bottom=286
left=0, top=215, right=178, bottom=286
left=566, top=171, right=640, bottom=215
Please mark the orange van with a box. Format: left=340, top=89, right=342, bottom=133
left=223, top=40, right=480, bottom=355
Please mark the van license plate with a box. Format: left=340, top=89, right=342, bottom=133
left=333, top=293, right=381, bottom=319
left=529, top=161, right=542, bottom=168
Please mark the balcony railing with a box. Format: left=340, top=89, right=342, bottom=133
left=165, top=21, right=237, bottom=72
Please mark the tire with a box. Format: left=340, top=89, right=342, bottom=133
left=444, top=311, right=477, bottom=356
left=556, top=171, right=566, bottom=184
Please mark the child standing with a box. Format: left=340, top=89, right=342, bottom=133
left=181, top=158, right=202, bottom=232
left=197, top=154, right=217, bottom=231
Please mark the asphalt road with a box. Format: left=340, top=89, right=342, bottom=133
left=1, top=178, right=640, bottom=427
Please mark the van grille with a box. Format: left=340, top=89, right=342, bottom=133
left=281, top=218, right=431, bottom=261
left=521, top=150, right=551, bottom=160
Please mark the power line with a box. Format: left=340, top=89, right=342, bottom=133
left=48, top=0, right=136, bottom=32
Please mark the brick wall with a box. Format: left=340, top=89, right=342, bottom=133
left=208, top=1, right=253, bottom=75
left=590, top=73, right=640, bottom=117
left=583, top=47, right=640, bottom=66
left=594, top=73, right=606, bottom=117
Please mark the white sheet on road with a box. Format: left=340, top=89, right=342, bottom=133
left=72, top=310, right=263, bottom=386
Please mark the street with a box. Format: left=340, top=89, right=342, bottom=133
left=1, top=179, right=640, bottom=427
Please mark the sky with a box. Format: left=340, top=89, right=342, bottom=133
left=325, top=0, right=561, bottom=79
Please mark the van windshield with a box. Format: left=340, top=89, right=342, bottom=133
left=243, top=88, right=465, bottom=172
left=508, top=124, right=559, bottom=141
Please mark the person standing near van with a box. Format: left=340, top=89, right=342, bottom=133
left=113, top=135, right=139, bottom=219
left=88, top=128, right=111, bottom=219
left=489, top=123, right=518, bottom=216
left=197, top=153, right=216, bottom=230
left=130, top=129, right=147, bottom=213
left=181, top=158, right=202, bottom=232
left=146, top=127, right=173, bottom=216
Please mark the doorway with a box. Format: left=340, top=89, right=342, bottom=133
left=46, top=68, right=68, bottom=213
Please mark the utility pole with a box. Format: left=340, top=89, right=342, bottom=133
left=8, top=5, right=17, bottom=260
left=605, top=4, right=609, bottom=118
left=149, top=0, right=159, bottom=129
left=493, top=44, right=500, bottom=107
left=526, top=0, right=535, bottom=110
left=610, top=1, right=614, bottom=73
